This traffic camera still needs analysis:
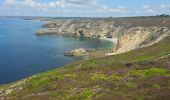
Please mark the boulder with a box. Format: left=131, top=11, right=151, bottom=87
left=64, top=52, right=73, bottom=56
left=64, top=48, right=87, bottom=56
left=0, top=90, right=5, bottom=95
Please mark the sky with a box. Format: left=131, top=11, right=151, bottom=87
left=0, top=0, right=170, bottom=17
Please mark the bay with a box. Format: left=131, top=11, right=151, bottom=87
left=0, top=18, right=113, bottom=84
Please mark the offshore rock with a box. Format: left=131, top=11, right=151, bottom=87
left=64, top=48, right=87, bottom=56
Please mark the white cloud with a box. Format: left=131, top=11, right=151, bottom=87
left=23, top=0, right=42, bottom=8
left=64, top=0, right=96, bottom=5
left=1, top=0, right=98, bottom=15
left=1, top=0, right=128, bottom=14
left=23, top=0, right=64, bottom=8
left=4, top=0, right=163, bottom=16
left=3, top=0, right=64, bottom=8
left=142, top=5, right=155, bottom=13
left=48, top=2, right=64, bottom=7
left=142, top=5, right=150, bottom=9
left=160, top=4, right=170, bottom=10
left=97, top=5, right=127, bottom=13
left=4, top=0, right=16, bottom=5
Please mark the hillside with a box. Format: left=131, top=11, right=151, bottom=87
left=0, top=35, right=170, bottom=100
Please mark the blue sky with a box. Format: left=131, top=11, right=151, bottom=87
left=0, top=0, right=170, bottom=17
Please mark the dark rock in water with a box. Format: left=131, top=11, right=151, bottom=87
left=0, top=90, right=5, bottom=95
left=64, top=52, right=73, bottom=56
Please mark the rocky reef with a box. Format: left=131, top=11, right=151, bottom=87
left=37, top=17, right=170, bottom=55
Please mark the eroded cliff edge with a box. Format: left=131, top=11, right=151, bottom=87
left=37, top=17, right=170, bottom=54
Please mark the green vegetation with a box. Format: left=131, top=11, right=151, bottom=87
left=129, top=67, right=168, bottom=79
left=91, top=73, right=122, bottom=81
left=31, top=77, right=51, bottom=90
left=0, top=37, right=170, bottom=100
left=152, top=84, right=160, bottom=89
left=67, top=88, right=94, bottom=100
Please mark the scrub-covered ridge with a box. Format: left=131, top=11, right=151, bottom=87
left=0, top=35, right=170, bottom=100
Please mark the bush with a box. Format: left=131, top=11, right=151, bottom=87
left=91, top=73, right=122, bottom=81
left=152, top=84, right=160, bottom=89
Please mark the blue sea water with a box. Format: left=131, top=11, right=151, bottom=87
left=0, top=18, right=113, bottom=84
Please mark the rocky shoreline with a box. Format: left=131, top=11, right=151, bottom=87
left=37, top=17, right=170, bottom=55
left=64, top=48, right=113, bottom=59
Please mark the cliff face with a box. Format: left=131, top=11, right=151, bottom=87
left=37, top=17, right=170, bottom=54
left=37, top=19, right=122, bottom=38
left=114, top=27, right=170, bottom=54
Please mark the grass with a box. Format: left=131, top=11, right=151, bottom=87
left=0, top=37, right=170, bottom=100
left=31, top=77, right=51, bottom=90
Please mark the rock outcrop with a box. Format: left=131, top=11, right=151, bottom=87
left=114, top=27, right=170, bottom=54
left=37, top=19, right=118, bottom=38
left=64, top=48, right=87, bottom=56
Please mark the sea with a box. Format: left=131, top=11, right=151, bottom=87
left=0, top=17, right=113, bottom=84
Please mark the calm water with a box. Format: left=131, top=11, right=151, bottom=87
left=0, top=18, right=113, bottom=84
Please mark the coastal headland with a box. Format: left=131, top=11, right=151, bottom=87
left=37, top=17, right=170, bottom=55
left=1, top=16, right=170, bottom=100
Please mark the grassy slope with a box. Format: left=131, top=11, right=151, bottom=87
left=1, top=37, right=170, bottom=100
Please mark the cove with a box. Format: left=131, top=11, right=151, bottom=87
left=0, top=18, right=113, bottom=84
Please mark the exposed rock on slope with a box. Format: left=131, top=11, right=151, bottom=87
left=113, top=27, right=170, bottom=54
left=37, top=19, right=119, bottom=38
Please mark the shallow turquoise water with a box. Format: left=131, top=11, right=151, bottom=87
left=0, top=18, right=113, bottom=84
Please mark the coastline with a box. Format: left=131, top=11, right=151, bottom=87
left=36, top=17, right=170, bottom=57
left=1, top=36, right=170, bottom=100
left=1, top=17, right=170, bottom=99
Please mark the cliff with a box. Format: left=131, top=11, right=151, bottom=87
left=37, top=17, right=170, bottom=54
left=111, top=27, right=170, bottom=54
